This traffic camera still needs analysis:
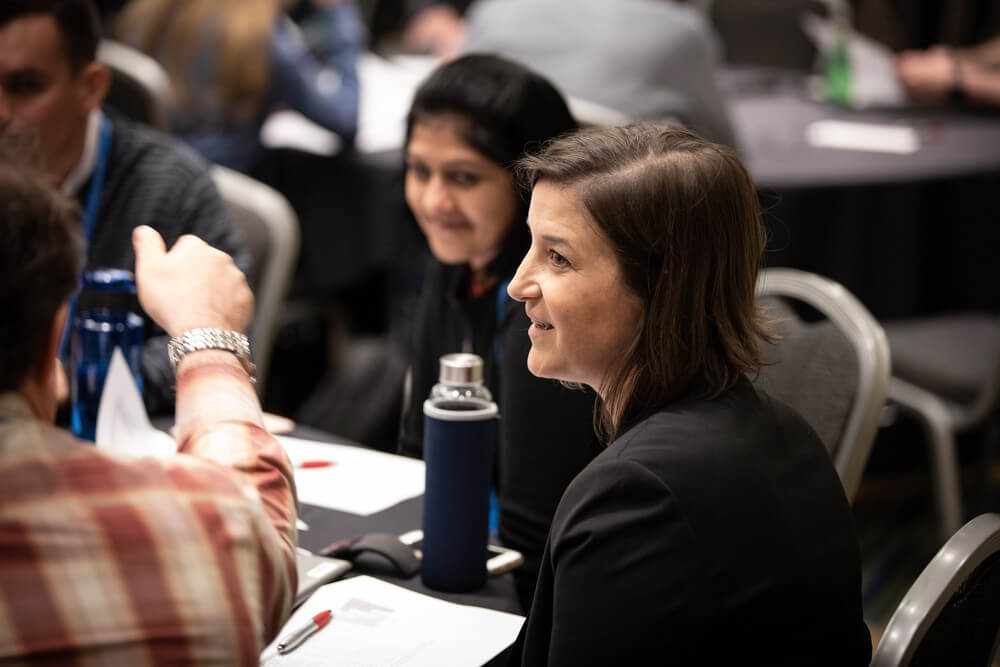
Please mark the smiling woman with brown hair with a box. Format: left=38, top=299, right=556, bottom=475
left=506, top=123, right=872, bottom=666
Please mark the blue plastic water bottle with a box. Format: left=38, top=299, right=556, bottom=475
left=70, top=269, right=144, bottom=441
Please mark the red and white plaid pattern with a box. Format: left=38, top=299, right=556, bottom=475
left=0, top=357, right=297, bottom=665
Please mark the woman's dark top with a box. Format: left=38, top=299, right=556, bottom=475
left=509, top=378, right=872, bottom=666
left=399, top=245, right=600, bottom=610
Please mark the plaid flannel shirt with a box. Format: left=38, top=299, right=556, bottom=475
left=0, top=359, right=298, bottom=666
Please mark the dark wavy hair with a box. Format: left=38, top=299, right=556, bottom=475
left=517, top=123, right=772, bottom=440
left=405, top=53, right=578, bottom=271
left=0, top=141, right=82, bottom=393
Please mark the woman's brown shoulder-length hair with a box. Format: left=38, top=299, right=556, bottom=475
left=517, top=123, right=771, bottom=441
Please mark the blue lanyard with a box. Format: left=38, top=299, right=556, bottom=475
left=489, top=278, right=511, bottom=537
left=493, top=277, right=512, bottom=365
left=59, top=115, right=114, bottom=357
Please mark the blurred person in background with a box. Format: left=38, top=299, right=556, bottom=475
left=398, top=54, right=599, bottom=611
left=896, top=33, right=1000, bottom=108
left=399, top=0, right=470, bottom=59
left=460, top=0, right=738, bottom=148
left=0, top=0, right=246, bottom=416
left=116, top=0, right=365, bottom=174
left=390, top=0, right=737, bottom=147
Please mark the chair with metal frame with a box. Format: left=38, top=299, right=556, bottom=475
left=210, top=165, right=300, bottom=398
left=885, top=315, right=1000, bottom=543
left=97, top=39, right=171, bottom=131
left=753, top=267, right=891, bottom=502
left=870, top=512, right=1000, bottom=667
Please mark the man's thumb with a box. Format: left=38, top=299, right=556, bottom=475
left=132, top=225, right=166, bottom=264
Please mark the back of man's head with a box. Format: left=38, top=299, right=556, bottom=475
left=0, top=148, right=82, bottom=394
left=0, top=0, right=101, bottom=72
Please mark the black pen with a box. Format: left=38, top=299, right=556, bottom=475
left=277, top=609, right=332, bottom=654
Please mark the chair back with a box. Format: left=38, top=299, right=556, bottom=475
left=210, top=166, right=300, bottom=397
left=871, top=513, right=1000, bottom=667
left=97, top=39, right=171, bottom=131
left=754, top=268, right=890, bottom=501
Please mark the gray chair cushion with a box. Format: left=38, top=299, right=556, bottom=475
left=753, top=297, right=859, bottom=457
left=886, top=315, right=1000, bottom=409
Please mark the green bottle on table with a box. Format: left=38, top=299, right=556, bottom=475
left=825, top=18, right=853, bottom=107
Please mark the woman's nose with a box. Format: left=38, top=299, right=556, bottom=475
left=507, top=255, right=539, bottom=302
left=423, top=176, right=455, bottom=214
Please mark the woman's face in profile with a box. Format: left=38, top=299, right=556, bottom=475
left=508, top=180, right=644, bottom=396
left=405, top=119, right=519, bottom=271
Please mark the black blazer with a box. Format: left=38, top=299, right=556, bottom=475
left=510, top=379, right=872, bottom=666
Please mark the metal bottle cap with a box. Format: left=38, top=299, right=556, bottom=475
left=82, top=269, right=137, bottom=293
left=439, top=353, right=484, bottom=385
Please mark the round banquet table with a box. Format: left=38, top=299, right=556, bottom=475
left=723, top=68, right=1000, bottom=319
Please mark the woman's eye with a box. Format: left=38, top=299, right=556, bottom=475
left=405, top=162, right=430, bottom=180
left=548, top=249, right=571, bottom=268
left=450, top=171, right=479, bottom=187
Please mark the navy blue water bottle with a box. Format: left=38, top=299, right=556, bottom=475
left=421, top=353, right=499, bottom=592
left=70, top=269, right=144, bottom=441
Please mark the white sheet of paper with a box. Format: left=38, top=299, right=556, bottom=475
left=806, top=119, right=919, bottom=154
left=260, top=575, right=524, bottom=667
left=277, top=436, right=425, bottom=516
left=95, top=348, right=177, bottom=459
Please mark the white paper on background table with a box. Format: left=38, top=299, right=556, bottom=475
left=806, top=119, right=920, bottom=154
left=277, top=436, right=425, bottom=516
left=260, top=575, right=525, bottom=667
left=95, top=347, right=177, bottom=459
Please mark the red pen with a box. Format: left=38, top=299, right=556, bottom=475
left=277, top=609, right=332, bottom=654
left=297, top=460, right=335, bottom=469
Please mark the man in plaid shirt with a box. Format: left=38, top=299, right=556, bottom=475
left=0, top=161, right=298, bottom=663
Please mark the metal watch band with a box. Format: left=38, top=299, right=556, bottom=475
left=167, top=328, right=256, bottom=383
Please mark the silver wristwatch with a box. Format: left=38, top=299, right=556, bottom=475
left=167, top=328, right=256, bottom=383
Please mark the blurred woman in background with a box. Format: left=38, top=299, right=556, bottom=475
left=116, top=0, right=364, bottom=173
left=398, top=54, right=599, bottom=610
